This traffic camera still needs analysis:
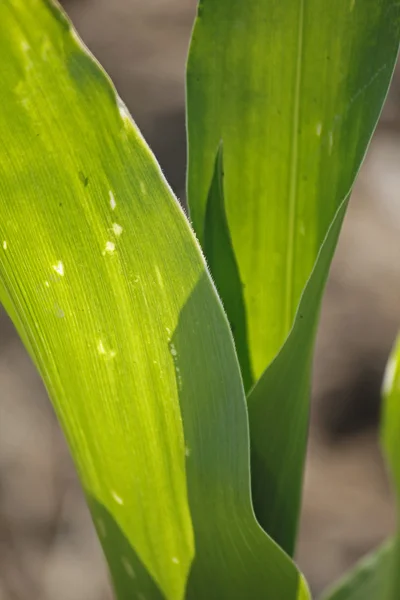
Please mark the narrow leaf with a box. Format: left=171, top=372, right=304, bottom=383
left=248, top=197, right=347, bottom=555
left=321, top=539, right=397, bottom=600
left=382, top=334, right=400, bottom=500
left=203, top=146, right=253, bottom=390
left=321, top=336, right=400, bottom=600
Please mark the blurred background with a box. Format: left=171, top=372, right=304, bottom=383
left=1, top=0, right=400, bottom=598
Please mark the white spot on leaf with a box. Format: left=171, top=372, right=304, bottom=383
left=155, top=266, right=163, bottom=288
left=140, top=181, right=146, bottom=195
left=53, top=261, right=64, bottom=276
left=97, top=339, right=116, bottom=360
left=316, top=122, right=322, bottom=137
left=111, top=490, right=124, bottom=505
left=175, top=366, right=182, bottom=390
left=185, top=445, right=191, bottom=458
left=103, top=241, right=115, bottom=255
left=169, top=342, right=182, bottom=389
left=2, top=241, right=7, bottom=250
left=171, top=557, right=180, bottom=565
left=112, top=223, right=123, bottom=236
left=109, top=190, right=116, bottom=211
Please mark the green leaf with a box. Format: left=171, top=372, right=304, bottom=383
left=248, top=196, right=348, bottom=555
left=203, top=145, right=253, bottom=390
left=320, top=539, right=397, bottom=600
left=382, top=334, right=400, bottom=501
left=0, top=1, right=310, bottom=599
left=187, top=0, right=400, bottom=553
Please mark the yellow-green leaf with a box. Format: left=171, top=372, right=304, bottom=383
left=0, top=1, right=310, bottom=599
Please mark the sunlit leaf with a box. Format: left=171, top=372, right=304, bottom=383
left=382, top=334, right=400, bottom=498
left=0, top=1, right=310, bottom=599
left=187, top=0, right=400, bottom=553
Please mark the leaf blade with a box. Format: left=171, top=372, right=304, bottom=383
left=0, top=2, right=310, bottom=599
left=321, top=539, right=397, bottom=600
left=320, top=335, right=400, bottom=600
left=187, top=0, right=400, bottom=553
left=203, top=145, right=253, bottom=389
left=248, top=197, right=348, bottom=554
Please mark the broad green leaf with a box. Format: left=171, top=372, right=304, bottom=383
left=187, top=0, right=400, bottom=383
left=321, top=336, right=400, bottom=600
left=187, top=0, right=400, bottom=553
left=0, top=2, right=310, bottom=600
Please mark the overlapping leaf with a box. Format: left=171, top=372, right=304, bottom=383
left=0, top=1, right=310, bottom=599
left=187, top=0, right=400, bottom=553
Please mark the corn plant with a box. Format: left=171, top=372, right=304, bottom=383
left=0, top=0, right=399, bottom=598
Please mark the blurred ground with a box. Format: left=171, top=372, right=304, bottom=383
left=1, top=1, right=400, bottom=598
